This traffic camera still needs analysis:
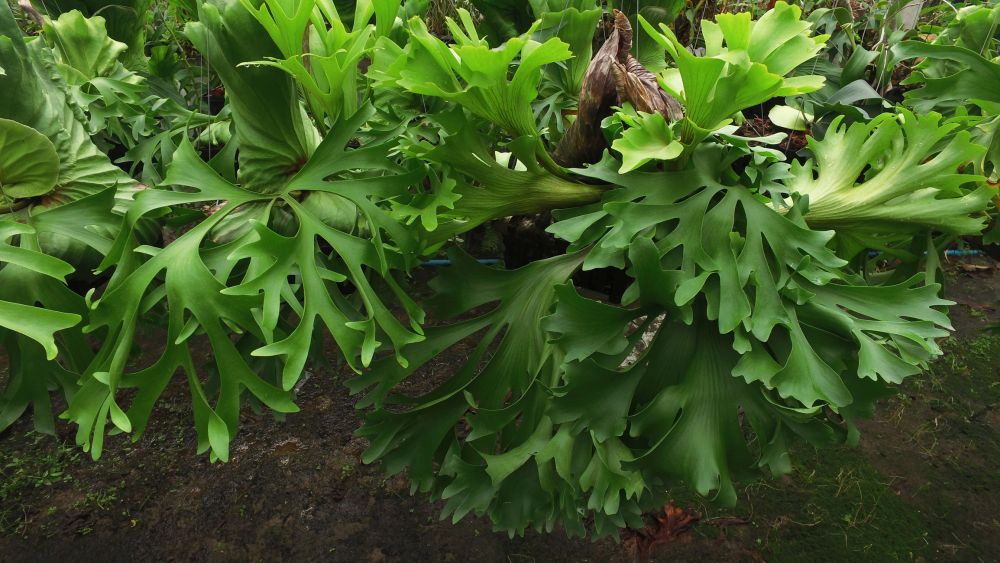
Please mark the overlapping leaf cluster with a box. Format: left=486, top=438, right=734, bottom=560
left=0, top=0, right=995, bottom=542
left=0, top=2, right=142, bottom=432
left=347, top=0, right=992, bottom=537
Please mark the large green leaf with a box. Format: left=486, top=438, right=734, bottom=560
left=0, top=4, right=136, bottom=436
left=0, top=118, right=59, bottom=199
left=185, top=0, right=321, bottom=192
left=892, top=23, right=1000, bottom=178
left=784, top=110, right=991, bottom=237
left=540, top=143, right=958, bottom=508
left=529, top=0, right=601, bottom=95
left=640, top=1, right=828, bottom=139
left=894, top=41, right=1000, bottom=115
left=0, top=217, right=97, bottom=434
left=0, top=222, right=79, bottom=359
left=403, top=110, right=605, bottom=243
left=240, top=0, right=375, bottom=126
left=389, top=9, right=572, bottom=139
left=0, top=2, right=142, bottom=226
left=31, top=0, right=152, bottom=69
left=41, top=10, right=128, bottom=83
left=75, top=104, right=423, bottom=461
left=73, top=167, right=288, bottom=461
left=352, top=249, right=619, bottom=536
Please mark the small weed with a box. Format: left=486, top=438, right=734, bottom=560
left=340, top=463, right=355, bottom=479
left=0, top=435, right=81, bottom=535
left=965, top=334, right=1000, bottom=361
left=73, top=488, right=119, bottom=511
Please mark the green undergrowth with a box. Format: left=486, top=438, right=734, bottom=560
left=669, top=331, right=1000, bottom=562
left=666, top=443, right=928, bottom=562
left=752, top=447, right=929, bottom=561
left=0, top=434, right=81, bottom=535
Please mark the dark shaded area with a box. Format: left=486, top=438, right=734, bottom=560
left=1, top=259, right=998, bottom=562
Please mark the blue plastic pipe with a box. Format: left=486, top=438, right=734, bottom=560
left=424, top=250, right=986, bottom=267
left=422, top=258, right=501, bottom=266
left=867, top=249, right=984, bottom=258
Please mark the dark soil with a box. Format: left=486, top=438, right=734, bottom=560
left=735, top=116, right=809, bottom=156
left=1, top=259, right=999, bottom=563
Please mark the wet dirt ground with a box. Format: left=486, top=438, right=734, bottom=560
left=1, top=260, right=998, bottom=562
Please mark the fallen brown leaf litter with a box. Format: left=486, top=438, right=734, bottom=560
left=624, top=502, right=703, bottom=561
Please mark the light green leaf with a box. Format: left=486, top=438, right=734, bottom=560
left=42, top=10, right=128, bottom=83
left=410, top=110, right=604, bottom=242
left=186, top=1, right=320, bottom=192
left=611, top=112, right=684, bottom=172
left=207, top=411, right=231, bottom=463
left=640, top=1, right=827, bottom=137
left=768, top=104, right=813, bottom=131
left=785, top=109, right=991, bottom=236
left=530, top=2, right=602, bottom=94
left=240, top=1, right=374, bottom=124
left=392, top=11, right=572, bottom=138
left=0, top=300, right=79, bottom=361
left=0, top=118, right=59, bottom=199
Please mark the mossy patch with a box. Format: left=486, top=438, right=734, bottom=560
left=0, top=434, right=81, bottom=535
left=752, top=446, right=930, bottom=562
left=661, top=333, right=1000, bottom=562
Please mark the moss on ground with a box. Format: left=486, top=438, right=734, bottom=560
left=0, top=435, right=81, bottom=535
left=665, top=332, right=1000, bottom=562
left=752, top=447, right=930, bottom=562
